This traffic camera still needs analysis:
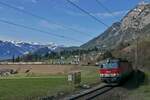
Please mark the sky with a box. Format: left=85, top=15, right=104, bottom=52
left=0, top=0, right=149, bottom=46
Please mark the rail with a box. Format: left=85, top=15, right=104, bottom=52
left=63, top=84, right=117, bottom=100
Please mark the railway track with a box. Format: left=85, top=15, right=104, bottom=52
left=63, top=84, right=117, bottom=100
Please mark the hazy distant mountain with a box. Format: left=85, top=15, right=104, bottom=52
left=0, top=40, right=61, bottom=59
left=81, top=4, right=150, bottom=49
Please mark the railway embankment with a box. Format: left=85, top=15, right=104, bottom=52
left=92, top=70, right=148, bottom=100
left=59, top=70, right=148, bottom=100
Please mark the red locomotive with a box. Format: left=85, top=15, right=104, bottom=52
left=99, top=58, right=133, bottom=83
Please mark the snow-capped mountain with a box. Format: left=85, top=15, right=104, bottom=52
left=0, top=40, right=60, bottom=60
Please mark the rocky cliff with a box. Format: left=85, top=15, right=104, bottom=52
left=81, top=4, right=150, bottom=49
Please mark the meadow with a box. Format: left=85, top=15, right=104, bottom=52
left=0, top=65, right=100, bottom=100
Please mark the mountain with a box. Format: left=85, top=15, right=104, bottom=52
left=81, top=3, right=150, bottom=49
left=0, top=40, right=60, bottom=60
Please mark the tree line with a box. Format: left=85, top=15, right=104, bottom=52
left=12, top=47, right=107, bottom=62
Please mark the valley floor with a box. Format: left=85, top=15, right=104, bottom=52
left=0, top=65, right=100, bottom=100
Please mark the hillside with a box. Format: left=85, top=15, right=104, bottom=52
left=81, top=4, right=150, bottom=49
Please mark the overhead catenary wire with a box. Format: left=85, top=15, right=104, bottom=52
left=0, top=1, right=93, bottom=37
left=66, top=0, right=122, bottom=32
left=95, top=0, right=122, bottom=32
left=66, top=0, right=110, bottom=28
left=95, top=0, right=118, bottom=19
left=95, top=0, right=128, bottom=36
left=0, top=19, right=83, bottom=43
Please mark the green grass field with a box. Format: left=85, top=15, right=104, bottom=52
left=0, top=78, right=71, bottom=100
left=0, top=66, right=100, bottom=100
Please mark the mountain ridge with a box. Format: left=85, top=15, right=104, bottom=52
left=81, top=3, right=150, bottom=49
left=0, top=40, right=61, bottom=59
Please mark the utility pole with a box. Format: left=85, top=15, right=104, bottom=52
left=135, top=1, right=145, bottom=82
left=132, top=10, right=141, bottom=87
left=134, top=21, right=141, bottom=87
left=132, top=28, right=139, bottom=87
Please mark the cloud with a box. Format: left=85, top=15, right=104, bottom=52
left=93, top=10, right=129, bottom=18
left=64, top=10, right=84, bottom=16
left=38, top=20, right=65, bottom=30
left=64, top=9, right=129, bottom=19
left=17, top=6, right=25, bottom=10
left=31, top=0, right=38, bottom=4
left=23, top=0, right=38, bottom=4
left=0, top=6, right=3, bottom=10
left=70, top=0, right=80, bottom=3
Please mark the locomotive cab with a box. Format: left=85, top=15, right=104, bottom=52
left=99, top=59, right=132, bottom=83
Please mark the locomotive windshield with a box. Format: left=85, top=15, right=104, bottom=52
left=101, top=62, right=118, bottom=69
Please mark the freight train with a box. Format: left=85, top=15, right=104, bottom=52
left=99, top=58, right=133, bottom=83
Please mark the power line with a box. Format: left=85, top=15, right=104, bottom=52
left=66, top=0, right=110, bottom=28
left=95, top=0, right=118, bottom=19
left=0, top=19, right=83, bottom=43
left=0, top=1, right=93, bottom=37
left=95, top=0, right=123, bottom=33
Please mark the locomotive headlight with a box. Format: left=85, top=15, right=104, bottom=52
left=114, top=73, right=117, bottom=76
left=100, top=74, right=104, bottom=77
left=112, top=73, right=119, bottom=77
left=111, top=74, right=115, bottom=77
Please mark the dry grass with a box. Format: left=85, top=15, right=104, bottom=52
left=0, top=64, right=80, bottom=75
